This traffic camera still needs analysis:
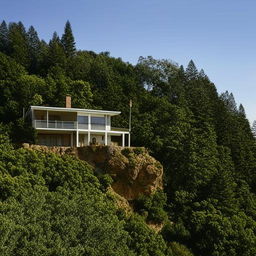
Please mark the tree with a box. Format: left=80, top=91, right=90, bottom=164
left=186, top=60, right=198, bottom=80
left=69, top=80, right=93, bottom=108
left=47, top=32, right=66, bottom=69
left=0, top=20, right=8, bottom=53
left=61, top=20, right=76, bottom=58
left=252, top=120, right=256, bottom=138
left=27, top=26, right=41, bottom=73
left=238, top=104, right=246, bottom=116
left=8, top=22, right=30, bottom=68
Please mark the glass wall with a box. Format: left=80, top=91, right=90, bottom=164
left=91, top=116, right=105, bottom=130
left=78, top=116, right=88, bottom=129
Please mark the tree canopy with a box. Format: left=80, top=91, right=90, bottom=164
left=0, top=20, right=256, bottom=256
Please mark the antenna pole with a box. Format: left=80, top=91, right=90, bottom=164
left=128, top=100, right=132, bottom=147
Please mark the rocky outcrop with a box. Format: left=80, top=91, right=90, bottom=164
left=77, top=146, right=163, bottom=200
left=22, top=144, right=163, bottom=200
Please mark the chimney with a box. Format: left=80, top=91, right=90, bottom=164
left=66, top=95, right=71, bottom=108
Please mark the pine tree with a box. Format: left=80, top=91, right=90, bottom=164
left=61, top=21, right=76, bottom=58
left=186, top=60, right=198, bottom=80
left=220, top=91, right=237, bottom=113
left=0, top=20, right=8, bottom=53
left=27, top=26, right=41, bottom=73
left=252, top=120, right=256, bottom=138
left=8, top=21, right=30, bottom=68
left=198, top=69, right=209, bottom=80
left=27, top=26, right=40, bottom=52
left=238, top=104, right=245, bottom=117
left=47, top=32, right=66, bottom=68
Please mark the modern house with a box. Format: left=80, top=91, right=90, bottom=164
left=30, top=96, right=130, bottom=147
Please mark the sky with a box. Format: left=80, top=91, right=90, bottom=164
left=1, top=0, right=256, bottom=123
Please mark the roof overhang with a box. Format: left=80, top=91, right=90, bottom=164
left=30, top=106, right=121, bottom=116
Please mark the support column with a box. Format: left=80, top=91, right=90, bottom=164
left=105, top=132, right=107, bottom=146
left=46, top=110, right=49, bottom=128
left=88, top=114, right=91, bottom=146
left=88, top=132, right=91, bottom=146
left=122, top=133, right=125, bottom=147
left=76, top=130, right=79, bottom=147
left=128, top=133, right=131, bottom=147
left=88, top=114, right=91, bottom=130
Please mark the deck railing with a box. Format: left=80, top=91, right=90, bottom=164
left=34, top=120, right=77, bottom=129
left=34, top=120, right=129, bottom=132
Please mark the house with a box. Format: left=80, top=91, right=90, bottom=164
left=30, top=96, right=130, bottom=147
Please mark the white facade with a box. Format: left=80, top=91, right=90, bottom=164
left=30, top=106, right=130, bottom=147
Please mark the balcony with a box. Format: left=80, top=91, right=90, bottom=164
left=34, top=120, right=77, bottom=129
left=34, top=120, right=106, bottom=131
left=34, top=120, right=128, bottom=132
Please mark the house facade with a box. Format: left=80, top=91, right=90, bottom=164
left=30, top=97, right=130, bottom=147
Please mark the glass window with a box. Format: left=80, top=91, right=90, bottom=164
left=91, top=116, right=105, bottom=125
left=78, top=116, right=88, bottom=124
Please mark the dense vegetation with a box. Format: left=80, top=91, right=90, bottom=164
left=0, top=20, right=256, bottom=255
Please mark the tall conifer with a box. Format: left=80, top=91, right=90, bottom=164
left=8, top=22, right=30, bottom=68
left=0, top=20, right=8, bottom=53
left=61, top=21, right=76, bottom=57
left=27, top=26, right=40, bottom=73
left=186, top=60, right=198, bottom=80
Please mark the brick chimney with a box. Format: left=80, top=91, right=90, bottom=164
left=66, top=95, right=71, bottom=108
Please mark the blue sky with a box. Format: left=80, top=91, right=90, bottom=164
left=1, top=0, right=256, bottom=123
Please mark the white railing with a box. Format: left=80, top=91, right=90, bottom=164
left=34, top=120, right=125, bottom=132
left=34, top=120, right=77, bottom=129
left=91, top=124, right=106, bottom=130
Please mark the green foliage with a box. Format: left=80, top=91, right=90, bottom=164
left=0, top=139, right=134, bottom=255
left=124, top=214, right=171, bottom=256
left=134, top=190, right=168, bottom=223
left=61, top=20, right=76, bottom=58
left=169, top=242, right=194, bottom=256
left=98, top=173, right=114, bottom=191
left=1, top=20, right=256, bottom=256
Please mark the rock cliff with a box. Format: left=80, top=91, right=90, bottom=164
left=23, top=144, right=163, bottom=200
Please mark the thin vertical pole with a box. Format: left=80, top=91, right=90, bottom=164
left=76, top=130, right=79, bottom=147
left=105, top=132, right=108, bottom=146
left=46, top=110, right=49, bottom=128
left=129, top=100, right=132, bottom=147
left=122, top=133, right=125, bottom=147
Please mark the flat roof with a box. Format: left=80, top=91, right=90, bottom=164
left=31, top=106, right=121, bottom=116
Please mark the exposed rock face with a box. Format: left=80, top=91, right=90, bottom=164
left=106, top=147, right=163, bottom=200
left=22, top=144, right=163, bottom=200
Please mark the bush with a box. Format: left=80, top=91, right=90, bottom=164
left=134, top=190, right=168, bottom=223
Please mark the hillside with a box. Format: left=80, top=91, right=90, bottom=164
left=1, top=20, right=256, bottom=256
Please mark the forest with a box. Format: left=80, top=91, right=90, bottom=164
left=0, top=20, right=256, bottom=256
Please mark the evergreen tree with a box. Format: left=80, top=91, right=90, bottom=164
left=238, top=104, right=246, bottom=117
left=8, top=22, right=30, bottom=68
left=27, top=26, right=41, bottom=73
left=186, top=60, right=198, bottom=80
left=61, top=20, right=76, bottom=58
left=252, top=120, right=256, bottom=138
left=220, top=91, right=237, bottom=113
left=47, top=32, right=66, bottom=68
left=198, top=68, right=209, bottom=80
left=0, top=20, right=8, bottom=53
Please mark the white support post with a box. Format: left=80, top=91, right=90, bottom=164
left=88, top=132, right=90, bottom=145
left=76, top=130, right=79, bottom=147
left=122, top=133, right=125, bottom=147
left=88, top=114, right=91, bottom=130
left=46, top=110, right=49, bottom=128
left=105, top=132, right=107, bottom=146
left=128, top=133, right=131, bottom=147
left=76, top=112, right=79, bottom=147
